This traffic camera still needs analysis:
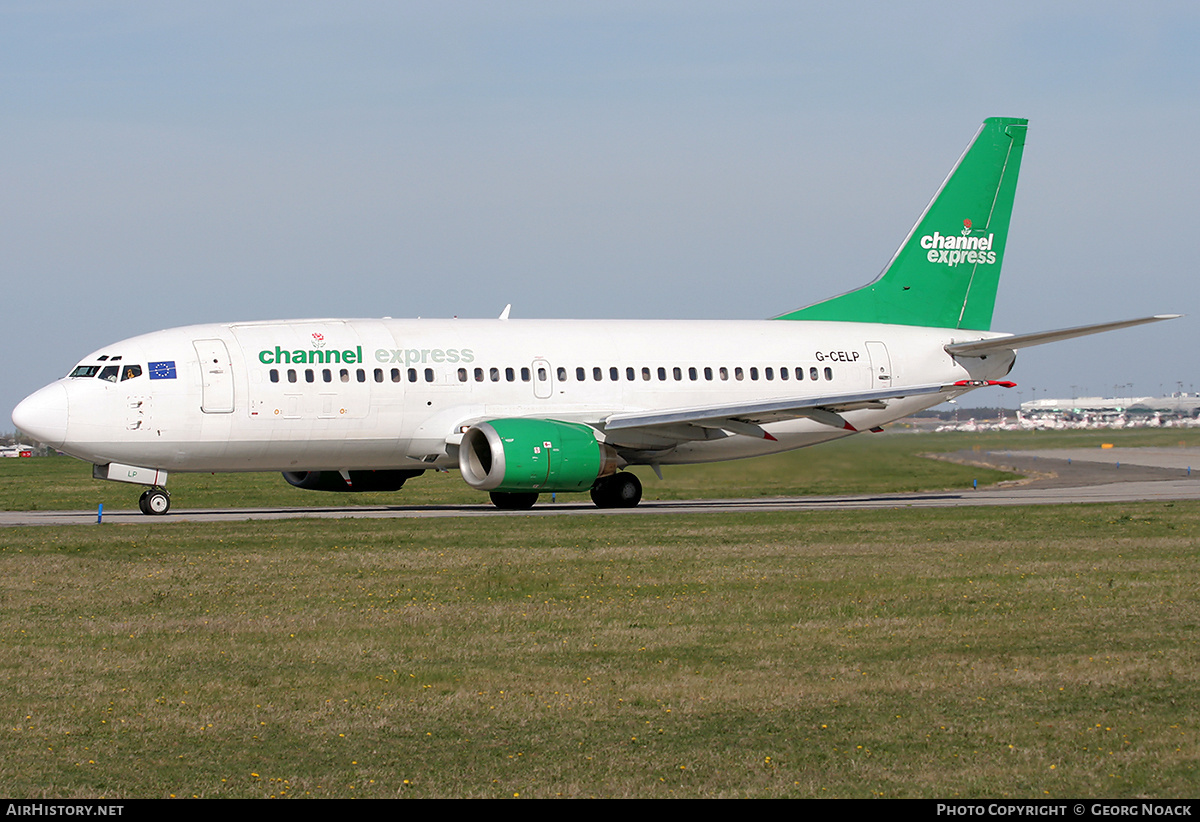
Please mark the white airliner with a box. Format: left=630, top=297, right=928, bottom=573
left=12, top=117, right=1178, bottom=514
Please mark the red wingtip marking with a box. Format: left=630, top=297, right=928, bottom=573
left=764, top=432, right=778, bottom=441
left=844, top=422, right=857, bottom=431
left=953, top=379, right=1018, bottom=388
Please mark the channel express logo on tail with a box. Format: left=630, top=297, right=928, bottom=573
left=920, top=219, right=997, bottom=268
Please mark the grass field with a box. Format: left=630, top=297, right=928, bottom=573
left=1, top=429, right=1198, bottom=797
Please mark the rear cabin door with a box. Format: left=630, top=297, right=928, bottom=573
left=194, top=339, right=235, bottom=413
left=865, top=341, right=892, bottom=389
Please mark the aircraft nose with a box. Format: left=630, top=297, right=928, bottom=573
left=12, top=383, right=69, bottom=450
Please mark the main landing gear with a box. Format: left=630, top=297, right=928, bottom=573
left=485, top=472, right=644, bottom=510
left=590, top=472, right=642, bottom=509
left=138, top=487, right=171, bottom=515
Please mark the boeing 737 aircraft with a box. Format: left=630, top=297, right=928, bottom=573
left=12, top=117, right=1178, bottom=514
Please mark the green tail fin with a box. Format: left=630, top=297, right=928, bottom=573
left=776, top=117, right=1028, bottom=330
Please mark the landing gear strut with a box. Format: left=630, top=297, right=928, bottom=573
left=590, top=472, right=642, bottom=508
left=138, top=487, right=171, bottom=515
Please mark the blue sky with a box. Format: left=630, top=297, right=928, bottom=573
left=5, top=1, right=1199, bottom=422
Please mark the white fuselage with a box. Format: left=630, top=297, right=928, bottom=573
left=15, top=317, right=1011, bottom=474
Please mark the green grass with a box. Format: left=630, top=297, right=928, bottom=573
left=2, top=429, right=1198, bottom=797
left=1, top=504, right=1198, bottom=797
left=5, top=427, right=1200, bottom=512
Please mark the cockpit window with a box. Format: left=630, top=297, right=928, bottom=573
left=69, top=363, right=144, bottom=380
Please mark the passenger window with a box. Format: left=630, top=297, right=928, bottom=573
left=824, top=367, right=833, bottom=380
left=610, top=367, right=619, bottom=381
left=306, top=369, right=316, bottom=383
left=288, top=369, right=298, bottom=383
left=506, top=367, right=515, bottom=382
left=373, top=368, right=383, bottom=382
left=391, top=368, right=401, bottom=383
left=779, top=367, right=788, bottom=381
left=357, top=369, right=366, bottom=383
left=474, top=367, right=484, bottom=382
left=704, top=367, right=713, bottom=381
left=325, top=369, right=334, bottom=383
left=810, top=367, right=818, bottom=381
left=594, top=367, right=603, bottom=381
left=408, top=368, right=418, bottom=382
left=424, top=368, right=434, bottom=383
left=687, top=367, right=697, bottom=381
left=458, top=368, right=468, bottom=382
left=490, top=367, right=500, bottom=382
left=269, top=369, right=279, bottom=383
left=558, top=367, right=568, bottom=381
left=121, top=365, right=142, bottom=381
left=626, top=367, right=635, bottom=381
left=521, top=367, right=531, bottom=382
left=764, top=367, right=773, bottom=381
left=734, top=367, right=744, bottom=381
left=796, top=367, right=804, bottom=380
left=341, top=369, right=351, bottom=383
left=657, top=367, right=666, bottom=381
left=749, top=367, right=758, bottom=381
left=719, top=367, right=728, bottom=381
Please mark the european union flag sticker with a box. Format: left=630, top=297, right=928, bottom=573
left=149, top=361, right=177, bottom=380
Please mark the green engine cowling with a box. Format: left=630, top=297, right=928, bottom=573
left=459, top=419, right=619, bottom=492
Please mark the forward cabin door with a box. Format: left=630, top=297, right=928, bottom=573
left=194, top=339, right=235, bottom=413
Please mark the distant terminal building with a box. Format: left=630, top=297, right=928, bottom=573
left=1018, top=392, right=1200, bottom=429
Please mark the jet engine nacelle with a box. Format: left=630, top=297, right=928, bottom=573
left=459, top=419, right=619, bottom=492
left=282, top=469, right=425, bottom=493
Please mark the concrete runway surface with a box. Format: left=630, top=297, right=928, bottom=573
left=3, top=447, right=1199, bottom=527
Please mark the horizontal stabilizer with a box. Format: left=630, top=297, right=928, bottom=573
left=945, top=315, right=1181, bottom=358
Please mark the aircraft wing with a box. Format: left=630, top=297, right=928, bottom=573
left=945, top=315, right=1180, bottom=358
left=601, top=382, right=951, bottom=442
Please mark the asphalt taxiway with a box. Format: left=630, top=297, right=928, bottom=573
left=3, top=447, right=1199, bottom=527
